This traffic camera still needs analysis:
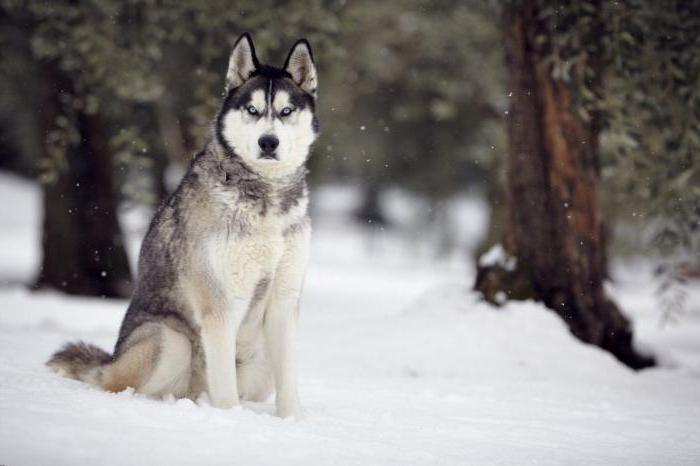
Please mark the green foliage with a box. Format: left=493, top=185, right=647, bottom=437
left=603, top=0, right=700, bottom=256
left=0, top=0, right=342, bottom=196
left=519, top=0, right=699, bottom=257
left=536, top=0, right=606, bottom=122
left=319, top=0, right=504, bottom=197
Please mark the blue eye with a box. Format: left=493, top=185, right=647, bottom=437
left=246, top=105, right=258, bottom=115
left=280, top=107, right=294, bottom=117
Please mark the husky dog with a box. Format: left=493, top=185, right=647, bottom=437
left=47, top=33, right=319, bottom=418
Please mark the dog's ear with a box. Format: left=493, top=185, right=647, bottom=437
left=284, top=39, right=317, bottom=98
left=225, top=33, right=259, bottom=91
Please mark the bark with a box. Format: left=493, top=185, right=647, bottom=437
left=35, top=63, right=132, bottom=298
left=474, top=161, right=508, bottom=261
left=475, top=0, right=654, bottom=369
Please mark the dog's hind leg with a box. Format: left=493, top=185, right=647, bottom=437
left=101, top=323, right=192, bottom=398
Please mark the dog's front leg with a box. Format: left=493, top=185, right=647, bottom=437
left=200, top=297, right=247, bottom=409
left=265, top=229, right=310, bottom=418
left=264, top=290, right=301, bottom=418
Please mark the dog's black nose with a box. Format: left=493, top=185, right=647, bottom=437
left=258, top=135, right=279, bottom=154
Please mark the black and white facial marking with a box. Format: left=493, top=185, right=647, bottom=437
left=216, top=34, right=319, bottom=179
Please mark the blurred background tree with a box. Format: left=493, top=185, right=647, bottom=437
left=474, top=0, right=654, bottom=369
left=319, top=0, right=504, bottom=224
left=475, top=0, right=699, bottom=368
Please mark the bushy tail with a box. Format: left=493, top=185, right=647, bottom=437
left=47, top=342, right=113, bottom=386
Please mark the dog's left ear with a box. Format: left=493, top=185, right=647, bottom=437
left=284, top=39, right=318, bottom=98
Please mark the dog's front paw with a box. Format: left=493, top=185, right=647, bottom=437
left=276, top=400, right=302, bottom=419
left=209, top=393, right=240, bottom=410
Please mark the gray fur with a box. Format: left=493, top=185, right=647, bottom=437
left=219, top=156, right=270, bottom=203
left=47, top=342, right=112, bottom=384
left=250, top=276, right=271, bottom=310
left=283, top=217, right=310, bottom=237
left=278, top=169, right=308, bottom=213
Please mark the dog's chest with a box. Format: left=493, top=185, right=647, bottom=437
left=204, top=196, right=306, bottom=299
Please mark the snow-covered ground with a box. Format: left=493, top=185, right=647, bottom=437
left=1, top=173, right=699, bottom=465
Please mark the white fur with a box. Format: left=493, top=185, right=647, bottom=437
left=189, top=160, right=311, bottom=416
left=140, top=326, right=192, bottom=398
left=221, top=90, right=316, bottom=180
left=264, top=227, right=310, bottom=417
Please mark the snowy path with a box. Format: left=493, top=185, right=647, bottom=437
left=1, top=175, right=700, bottom=465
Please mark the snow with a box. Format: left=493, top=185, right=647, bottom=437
left=1, top=172, right=700, bottom=465
left=0, top=174, right=41, bottom=284
left=478, top=243, right=516, bottom=271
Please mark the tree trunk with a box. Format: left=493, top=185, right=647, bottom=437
left=356, top=181, right=387, bottom=226
left=475, top=0, right=653, bottom=369
left=474, top=157, right=508, bottom=261
left=35, top=64, right=133, bottom=298
left=153, top=100, right=192, bottom=201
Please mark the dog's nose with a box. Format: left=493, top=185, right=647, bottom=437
left=258, top=135, right=279, bottom=154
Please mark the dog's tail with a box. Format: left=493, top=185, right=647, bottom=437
left=47, top=342, right=113, bottom=386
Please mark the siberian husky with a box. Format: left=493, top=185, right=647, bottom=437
left=48, top=33, right=319, bottom=418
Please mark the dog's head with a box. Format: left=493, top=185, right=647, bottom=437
left=216, top=33, right=319, bottom=179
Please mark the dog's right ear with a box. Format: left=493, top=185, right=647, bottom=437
left=225, top=33, right=259, bottom=91
left=284, top=39, right=317, bottom=98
